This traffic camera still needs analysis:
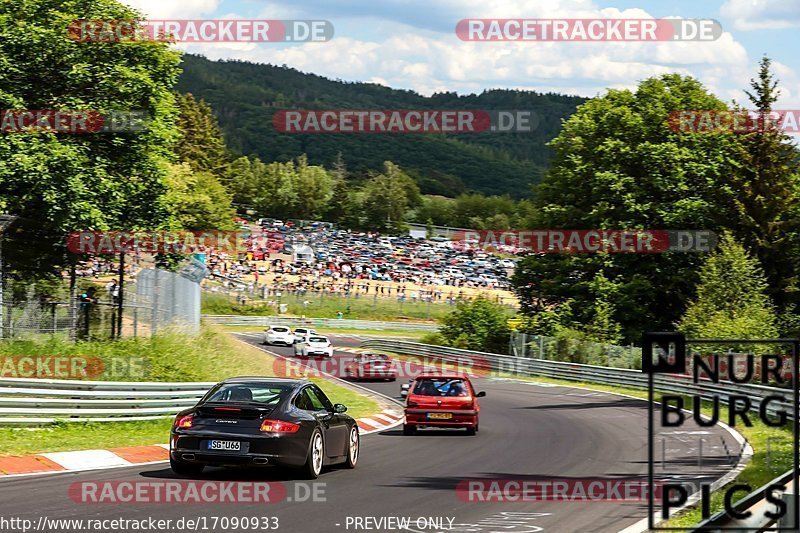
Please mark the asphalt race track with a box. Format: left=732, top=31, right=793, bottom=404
left=0, top=334, right=743, bottom=533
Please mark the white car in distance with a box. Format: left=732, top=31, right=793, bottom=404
left=263, top=325, right=294, bottom=346
left=294, top=335, right=334, bottom=357
left=293, top=327, right=318, bottom=344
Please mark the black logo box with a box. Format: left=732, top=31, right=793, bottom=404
left=643, top=332, right=800, bottom=531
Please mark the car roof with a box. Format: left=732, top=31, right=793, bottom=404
left=220, top=377, right=311, bottom=388
left=414, top=373, right=470, bottom=380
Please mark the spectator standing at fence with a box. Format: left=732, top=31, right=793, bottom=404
left=78, top=287, right=97, bottom=339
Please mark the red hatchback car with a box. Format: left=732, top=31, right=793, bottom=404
left=403, top=374, right=485, bottom=435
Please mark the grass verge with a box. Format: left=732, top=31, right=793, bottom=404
left=203, top=292, right=458, bottom=322
left=0, top=328, right=380, bottom=456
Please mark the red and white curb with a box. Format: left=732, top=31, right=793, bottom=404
left=0, top=410, right=404, bottom=478
left=0, top=444, right=171, bottom=477
left=356, top=408, right=403, bottom=433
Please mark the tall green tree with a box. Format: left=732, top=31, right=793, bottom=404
left=361, top=161, right=420, bottom=233
left=513, top=74, right=742, bottom=341
left=724, top=56, right=800, bottom=311
left=175, top=93, right=230, bottom=176
left=0, top=0, right=182, bottom=279
left=679, top=233, right=777, bottom=340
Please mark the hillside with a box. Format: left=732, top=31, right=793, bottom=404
left=177, top=54, right=587, bottom=197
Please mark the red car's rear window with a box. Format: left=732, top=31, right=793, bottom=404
left=412, top=378, right=471, bottom=397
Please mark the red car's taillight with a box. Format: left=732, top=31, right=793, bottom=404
left=174, top=414, right=194, bottom=428
left=260, top=419, right=301, bottom=433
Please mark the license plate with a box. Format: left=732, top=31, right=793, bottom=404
left=427, top=412, right=453, bottom=420
left=208, top=440, right=241, bottom=451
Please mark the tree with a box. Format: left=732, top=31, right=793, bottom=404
left=0, top=0, right=182, bottom=280
left=176, top=93, right=229, bottom=176
left=361, top=161, right=420, bottom=233
left=724, top=56, right=800, bottom=311
left=324, top=153, right=353, bottom=224
left=513, top=74, right=743, bottom=341
left=679, top=233, right=777, bottom=340
left=164, top=163, right=235, bottom=230
left=440, top=297, right=511, bottom=353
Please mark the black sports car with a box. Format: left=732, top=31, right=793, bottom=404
left=170, top=377, right=360, bottom=479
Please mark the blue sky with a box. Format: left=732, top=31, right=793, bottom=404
left=125, top=0, right=800, bottom=107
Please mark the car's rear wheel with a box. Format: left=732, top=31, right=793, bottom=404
left=170, top=457, right=204, bottom=475
left=344, top=426, right=359, bottom=468
left=466, top=426, right=477, bottom=436
left=301, top=430, right=324, bottom=479
left=403, top=424, right=416, bottom=435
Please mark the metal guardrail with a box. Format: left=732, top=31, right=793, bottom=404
left=203, top=315, right=439, bottom=332
left=0, top=378, right=215, bottom=426
left=359, top=339, right=795, bottom=531
left=359, top=340, right=794, bottom=418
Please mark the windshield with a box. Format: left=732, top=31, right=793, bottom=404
left=308, top=337, right=327, bottom=343
left=203, top=383, right=293, bottom=405
left=271, top=327, right=289, bottom=332
left=412, top=378, right=470, bottom=397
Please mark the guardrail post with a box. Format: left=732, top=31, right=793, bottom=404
left=779, top=485, right=797, bottom=529
left=698, top=438, right=704, bottom=467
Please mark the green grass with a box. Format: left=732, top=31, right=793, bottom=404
left=0, top=328, right=380, bottom=456
left=484, top=372, right=792, bottom=529
left=0, top=419, right=173, bottom=456
left=203, top=292, right=469, bottom=322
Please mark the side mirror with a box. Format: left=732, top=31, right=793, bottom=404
left=475, top=391, right=486, bottom=398
left=333, top=403, right=348, bottom=414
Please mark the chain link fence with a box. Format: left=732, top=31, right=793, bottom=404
left=0, top=268, right=200, bottom=340
left=508, top=330, right=642, bottom=369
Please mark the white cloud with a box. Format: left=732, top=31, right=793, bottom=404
left=720, top=0, right=800, bottom=30
left=121, top=0, right=222, bottom=19
left=120, top=0, right=798, bottom=111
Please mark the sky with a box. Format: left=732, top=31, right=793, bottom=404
left=123, top=0, right=800, bottom=108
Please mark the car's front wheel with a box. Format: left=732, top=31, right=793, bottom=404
left=301, top=430, right=324, bottom=479
left=170, top=457, right=204, bottom=475
left=343, top=426, right=359, bottom=469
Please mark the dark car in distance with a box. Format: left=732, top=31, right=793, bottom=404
left=170, top=377, right=359, bottom=479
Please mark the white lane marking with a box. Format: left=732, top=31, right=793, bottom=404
left=41, top=450, right=131, bottom=471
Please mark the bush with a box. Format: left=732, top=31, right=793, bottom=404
left=440, top=297, right=511, bottom=353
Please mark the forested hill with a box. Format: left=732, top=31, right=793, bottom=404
left=177, top=54, right=587, bottom=197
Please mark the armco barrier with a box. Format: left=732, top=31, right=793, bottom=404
left=203, top=315, right=438, bottom=331
left=359, top=339, right=794, bottom=418
left=359, top=339, right=794, bottom=531
left=0, top=377, right=215, bottom=426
